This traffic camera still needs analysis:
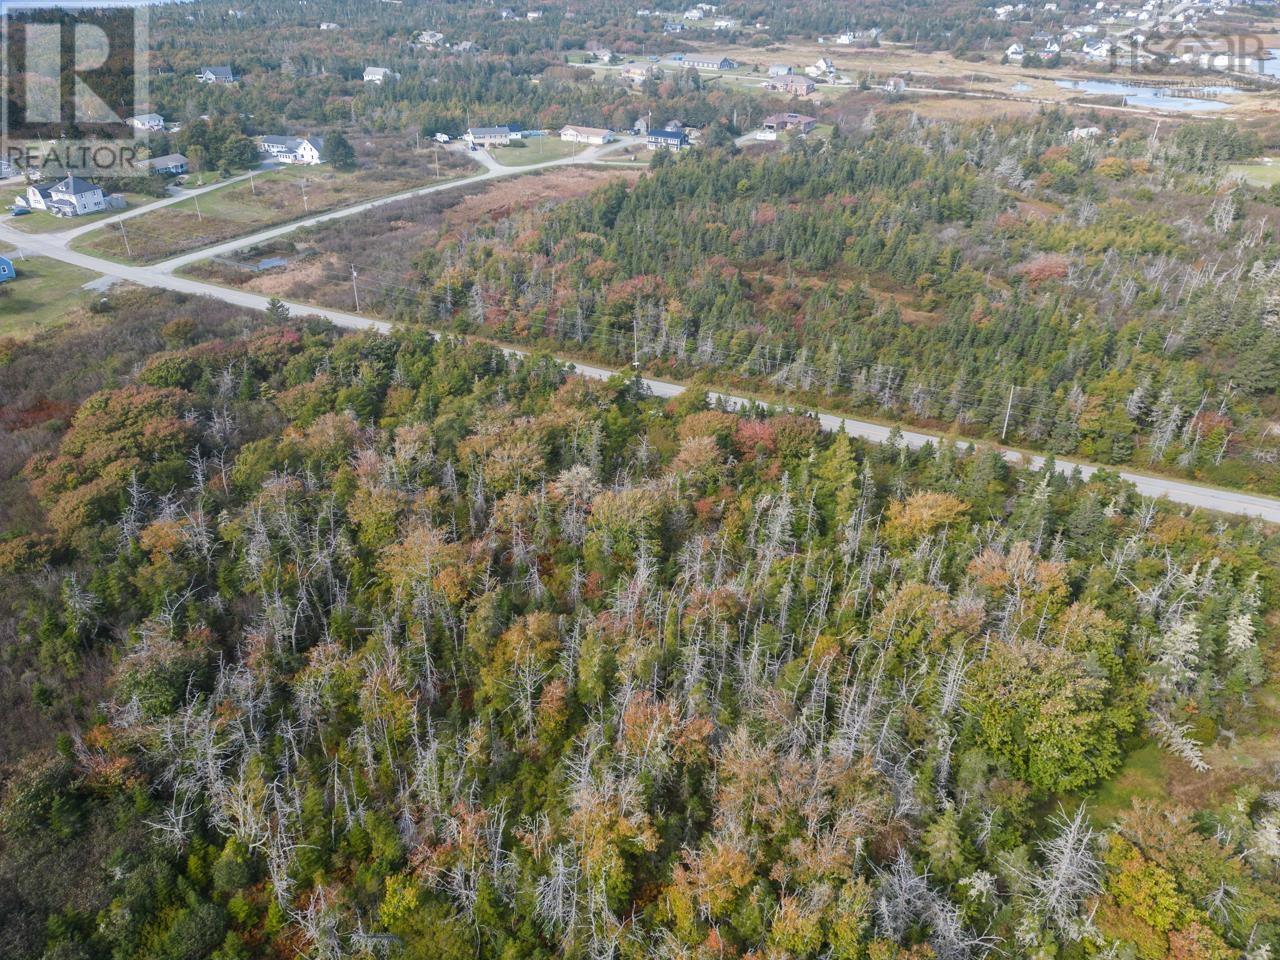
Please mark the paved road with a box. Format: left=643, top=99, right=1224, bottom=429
left=3, top=155, right=1279, bottom=525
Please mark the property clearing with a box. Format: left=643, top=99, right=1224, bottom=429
left=490, top=137, right=585, bottom=166
left=73, top=153, right=474, bottom=265
left=0, top=251, right=100, bottom=339
left=183, top=165, right=642, bottom=313
left=1229, top=160, right=1280, bottom=186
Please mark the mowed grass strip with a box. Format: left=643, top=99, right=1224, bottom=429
left=1228, top=161, right=1280, bottom=187
left=0, top=252, right=100, bottom=339
left=72, top=165, right=463, bottom=264
left=490, top=136, right=584, bottom=166
left=5, top=192, right=154, bottom=234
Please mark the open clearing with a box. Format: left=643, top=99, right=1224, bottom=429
left=184, top=165, right=642, bottom=313
left=491, top=137, right=585, bottom=166
left=72, top=152, right=475, bottom=264
left=1230, top=160, right=1280, bottom=186
left=0, top=251, right=99, bottom=339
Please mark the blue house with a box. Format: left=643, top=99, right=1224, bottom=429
left=0, top=255, right=14, bottom=283
left=647, top=128, right=690, bottom=152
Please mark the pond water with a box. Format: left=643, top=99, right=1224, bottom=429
left=1055, top=78, right=1236, bottom=112
left=1010, top=82, right=1032, bottom=92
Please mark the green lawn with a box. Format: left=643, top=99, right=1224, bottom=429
left=491, top=137, right=584, bottom=166
left=5, top=192, right=153, bottom=234
left=1229, top=161, right=1280, bottom=187
left=0, top=252, right=100, bottom=339
left=1086, top=743, right=1169, bottom=824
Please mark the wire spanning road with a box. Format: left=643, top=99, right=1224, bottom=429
left=3, top=146, right=1279, bottom=525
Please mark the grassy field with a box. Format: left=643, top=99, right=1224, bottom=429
left=73, top=158, right=472, bottom=264
left=1229, top=161, right=1280, bottom=186
left=5, top=192, right=152, bottom=234
left=491, top=137, right=585, bottom=166
left=0, top=251, right=100, bottom=339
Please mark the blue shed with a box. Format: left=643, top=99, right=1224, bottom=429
left=0, top=255, right=14, bottom=283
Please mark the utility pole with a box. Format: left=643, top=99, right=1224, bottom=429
left=351, top=264, right=360, bottom=311
left=193, top=193, right=203, bottom=221
left=118, top=220, right=133, bottom=259
left=1001, top=384, right=1017, bottom=440
left=300, top=180, right=310, bottom=213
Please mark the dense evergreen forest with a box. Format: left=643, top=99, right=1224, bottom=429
left=1, top=292, right=1279, bottom=960
left=312, top=113, right=1279, bottom=495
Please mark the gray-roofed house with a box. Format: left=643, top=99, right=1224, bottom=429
left=142, top=154, right=190, bottom=176
left=464, top=126, right=513, bottom=146
left=127, top=113, right=165, bottom=131
left=196, top=66, right=237, bottom=84
left=24, top=175, right=106, bottom=216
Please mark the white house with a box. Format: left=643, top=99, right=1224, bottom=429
left=1006, top=42, right=1025, bottom=62
left=196, top=66, right=236, bottom=84
left=257, top=135, right=325, bottom=164
left=465, top=126, right=513, bottom=147
left=24, top=175, right=106, bottom=216
left=127, top=113, right=165, bottom=131
left=620, top=64, right=657, bottom=83
left=1068, top=126, right=1102, bottom=140
left=805, top=57, right=835, bottom=77
left=416, top=29, right=445, bottom=45
left=684, top=55, right=736, bottom=70
left=363, top=66, right=397, bottom=83
left=767, top=63, right=793, bottom=77
left=559, top=124, right=615, bottom=145
left=320, top=21, right=340, bottom=29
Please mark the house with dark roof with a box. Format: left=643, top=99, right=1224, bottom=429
left=24, top=175, right=106, bottom=216
left=684, top=55, right=737, bottom=70
left=257, top=135, right=325, bottom=165
left=647, top=128, right=690, bottom=151
left=196, top=66, right=237, bottom=84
